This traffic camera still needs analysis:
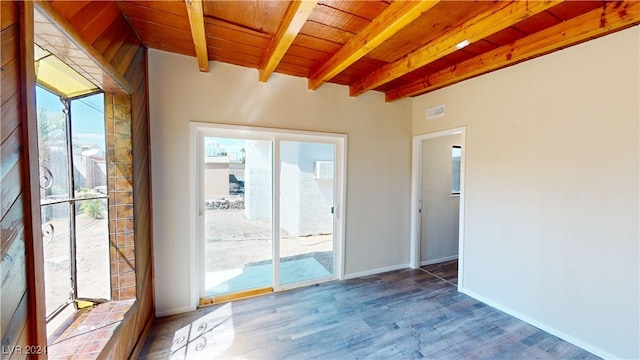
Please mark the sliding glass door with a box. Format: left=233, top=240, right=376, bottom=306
left=278, top=141, right=335, bottom=286
left=196, top=125, right=345, bottom=302
left=202, top=138, right=273, bottom=297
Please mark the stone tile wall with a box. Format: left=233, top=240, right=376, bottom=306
left=105, top=93, right=136, bottom=300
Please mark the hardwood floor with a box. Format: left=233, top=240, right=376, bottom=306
left=421, top=259, right=459, bottom=286
left=140, top=264, right=599, bottom=359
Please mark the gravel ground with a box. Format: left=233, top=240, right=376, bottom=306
left=204, top=209, right=333, bottom=273
left=42, top=213, right=110, bottom=316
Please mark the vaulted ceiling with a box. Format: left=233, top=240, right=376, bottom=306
left=48, top=0, right=639, bottom=102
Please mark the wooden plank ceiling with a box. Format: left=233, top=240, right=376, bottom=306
left=62, top=0, right=640, bottom=101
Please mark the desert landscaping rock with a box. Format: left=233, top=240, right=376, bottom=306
left=205, top=198, right=245, bottom=210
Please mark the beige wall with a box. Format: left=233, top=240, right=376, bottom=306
left=413, top=27, right=639, bottom=359
left=148, top=25, right=639, bottom=359
left=204, top=162, right=229, bottom=198
left=148, top=50, right=412, bottom=316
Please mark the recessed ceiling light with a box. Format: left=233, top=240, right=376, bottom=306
left=456, top=40, right=470, bottom=50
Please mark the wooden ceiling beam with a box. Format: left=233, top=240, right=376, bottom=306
left=350, top=0, right=562, bottom=97
left=185, top=0, right=208, bottom=72
left=259, top=0, right=318, bottom=82
left=385, top=1, right=640, bottom=102
left=307, top=0, right=439, bottom=91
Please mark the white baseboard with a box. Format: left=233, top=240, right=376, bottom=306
left=420, top=255, right=458, bottom=266
left=155, top=305, right=196, bottom=318
left=461, top=288, right=617, bottom=360
left=343, top=264, right=409, bottom=280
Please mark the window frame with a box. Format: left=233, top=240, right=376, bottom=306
left=451, top=145, right=462, bottom=196
left=36, top=86, right=110, bottom=322
left=190, top=122, right=348, bottom=308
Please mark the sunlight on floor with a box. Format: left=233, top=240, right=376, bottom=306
left=205, top=268, right=245, bottom=290
left=169, top=304, right=235, bottom=360
left=204, top=258, right=332, bottom=296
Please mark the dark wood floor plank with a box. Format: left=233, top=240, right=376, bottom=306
left=421, top=259, right=459, bottom=285
left=139, top=267, right=599, bottom=359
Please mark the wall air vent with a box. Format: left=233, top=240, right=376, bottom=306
left=426, top=104, right=445, bottom=120
left=314, top=161, right=334, bottom=179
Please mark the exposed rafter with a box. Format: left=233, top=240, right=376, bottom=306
left=307, top=0, right=439, bottom=91
left=115, top=0, right=638, bottom=101
left=385, top=1, right=640, bottom=102
left=33, top=0, right=133, bottom=93
left=350, top=0, right=562, bottom=97
left=259, top=0, right=318, bottom=82
left=185, top=0, right=209, bottom=72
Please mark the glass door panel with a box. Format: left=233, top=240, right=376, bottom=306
left=279, top=141, right=335, bottom=285
left=203, top=138, right=273, bottom=296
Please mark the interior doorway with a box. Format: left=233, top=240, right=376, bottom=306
left=411, top=127, right=466, bottom=288
left=420, top=134, right=461, bottom=265
left=192, top=124, right=346, bottom=305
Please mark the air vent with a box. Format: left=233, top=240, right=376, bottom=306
left=314, top=161, right=334, bottom=179
left=426, top=104, right=445, bottom=120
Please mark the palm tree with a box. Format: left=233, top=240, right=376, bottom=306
left=37, top=106, right=66, bottom=195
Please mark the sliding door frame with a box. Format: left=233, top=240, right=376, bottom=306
left=189, top=122, right=347, bottom=307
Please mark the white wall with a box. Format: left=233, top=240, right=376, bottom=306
left=413, top=27, right=640, bottom=359
left=244, top=140, right=272, bottom=221
left=420, top=134, right=461, bottom=263
left=148, top=50, right=412, bottom=316
left=279, top=141, right=334, bottom=236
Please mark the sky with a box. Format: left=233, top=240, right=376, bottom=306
left=205, top=137, right=245, bottom=159
left=36, top=86, right=105, bottom=150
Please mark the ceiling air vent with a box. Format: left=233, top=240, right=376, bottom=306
left=426, top=104, right=445, bottom=120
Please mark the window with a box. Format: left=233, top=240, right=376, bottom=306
left=36, top=87, right=110, bottom=323
left=452, top=145, right=461, bottom=195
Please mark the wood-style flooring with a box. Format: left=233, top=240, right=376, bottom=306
left=139, top=261, right=599, bottom=359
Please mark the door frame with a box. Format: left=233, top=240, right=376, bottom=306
left=410, top=126, right=466, bottom=290
left=189, top=122, right=347, bottom=307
